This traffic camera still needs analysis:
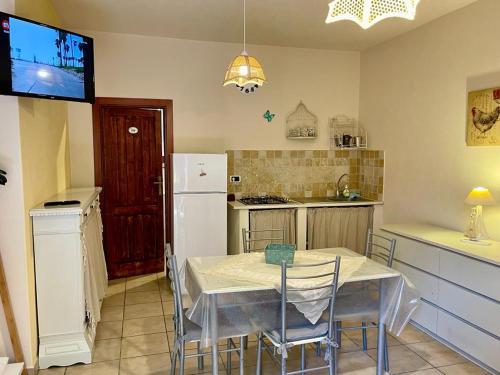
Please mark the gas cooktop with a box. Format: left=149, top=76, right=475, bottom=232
left=238, top=195, right=292, bottom=205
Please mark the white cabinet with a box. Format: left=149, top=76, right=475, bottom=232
left=439, top=250, right=500, bottom=301
left=437, top=310, right=500, bottom=371
left=30, top=188, right=107, bottom=369
left=411, top=300, right=438, bottom=334
left=381, top=224, right=500, bottom=374
left=393, top=260, right=439, bottom=304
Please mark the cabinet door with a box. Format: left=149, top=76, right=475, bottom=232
left=35, top=233, right=85, bottom=336
left=439, top=251, right=500, bottom=301
left=438, top=280, right=500, bottom=337
left=437, top=310, right=500, bottom=371
left=411, top=300, right=438, bottom=334
left=393, top=260, right=439, bottom=304
left=387, top=233, right=440, bottom=275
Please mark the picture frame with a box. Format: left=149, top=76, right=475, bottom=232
left=466, top=86, right=500, bottom=146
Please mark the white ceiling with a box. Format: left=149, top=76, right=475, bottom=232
left=52, top=0, right=478, bottom=51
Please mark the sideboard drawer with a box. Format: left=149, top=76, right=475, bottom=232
left=393, top=260, right=439, bottom=304
left=388, top=233, right=440, bottom=275
left=438, top=280, right=500, bottom=337
left=439, top=250, right=500, bottom=301
left=412, top=299, right=438, bottom=334
left=437, top=310, right=500, bottom=372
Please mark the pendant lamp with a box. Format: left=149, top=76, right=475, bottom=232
left=223, top=0, right=266, bottom=93
left=326, top=0, right=420, bottom=29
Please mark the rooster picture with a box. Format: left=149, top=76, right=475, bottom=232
left=471, top=106, right=500, bottom=133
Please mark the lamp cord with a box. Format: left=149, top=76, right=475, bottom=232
left=243, top=0, right=246, bottom=52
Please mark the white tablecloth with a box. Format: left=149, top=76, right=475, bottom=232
left=185, top=248, right=420, bottom=348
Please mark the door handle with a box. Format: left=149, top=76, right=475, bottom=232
left=153, top=176, right=163, bottom=196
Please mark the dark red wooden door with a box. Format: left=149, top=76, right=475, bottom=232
left=101, top=107, right=164, bottom=278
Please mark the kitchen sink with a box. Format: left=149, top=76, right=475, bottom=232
left=328, top=196, right=373, bottom=202
left=294, top=196, right=373, bottom=204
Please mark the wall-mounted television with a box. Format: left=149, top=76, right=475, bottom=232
left=0, top=12, right=95, bottom=103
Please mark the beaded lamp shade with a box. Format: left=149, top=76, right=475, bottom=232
left=326, top=0, right=420, bottom=29
left=223, top=51, right=266, bottom=87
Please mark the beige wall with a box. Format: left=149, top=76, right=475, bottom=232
left=359, top=0, right=500, bottom=240
left=68, top=31, right=360, bottom=186
left=14, top=0, right=71, bottom=367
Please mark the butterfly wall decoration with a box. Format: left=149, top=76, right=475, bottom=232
left=263, top=110, right=276, bottom=123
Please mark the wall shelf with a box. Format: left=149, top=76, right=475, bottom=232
left=329, top=115, right=367, bottom=150
left=286, top=101, right=318, bottom=139
left=287, top=136, right=317, bottom=140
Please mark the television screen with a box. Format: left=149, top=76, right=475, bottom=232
left=0, top=12, right=94, bottom=103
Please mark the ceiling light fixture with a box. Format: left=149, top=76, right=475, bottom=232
left=325, top=0, right=421, bottom=29
left=223, top=0, right=266, bottom=94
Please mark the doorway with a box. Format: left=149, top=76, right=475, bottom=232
left=92, top=98, right=173, bottom=279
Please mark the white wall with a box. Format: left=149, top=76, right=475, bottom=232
left=0, top=0, right=35, bottom=367
left=360, top=0, right=500, bottom=240
left=69, top=31, right=360, bottom=186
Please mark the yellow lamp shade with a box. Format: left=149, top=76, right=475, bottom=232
left=464, top=187, right=496, bottom=206
left=223, top=51, right=266, bottom=87
left=326, top=0, right=420, bottom=29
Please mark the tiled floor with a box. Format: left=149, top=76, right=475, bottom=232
left=38, top=273, right=490, bottom=375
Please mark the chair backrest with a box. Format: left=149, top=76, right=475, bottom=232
left=242, top=227, right=285, bottom=253
left=280, top=256, right=341, bottom=344
left=165, top=244, right=185, bottom=339
left=365, top=229, right=397, bottom=267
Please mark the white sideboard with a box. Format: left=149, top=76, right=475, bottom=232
left=380, top=224, right=500, bottom=374
left=30, top=188, right=107, bottom=369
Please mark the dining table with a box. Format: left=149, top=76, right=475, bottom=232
left=184, top=248, right=420, bottom=375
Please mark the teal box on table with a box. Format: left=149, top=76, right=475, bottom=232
left=265, top=243, right=296, bottom=265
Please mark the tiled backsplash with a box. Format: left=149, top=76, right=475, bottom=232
left=226, top=149, right=384, bottom=201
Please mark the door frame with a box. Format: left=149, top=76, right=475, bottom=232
left=92, top=97, right=174, bottom=248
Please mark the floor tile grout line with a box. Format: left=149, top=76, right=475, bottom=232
left=402, top=342, right=456, bottom=371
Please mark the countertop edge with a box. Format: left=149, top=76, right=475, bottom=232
left=228, top=200, right=383, bottom=210
left=380, top=224, right=500, bottom=267
left=30, top=187, right=102, bottom=217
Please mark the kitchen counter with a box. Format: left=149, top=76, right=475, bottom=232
left=228, top=197, right=383, bottom=253
left=228, top=197, right=383, bottom=210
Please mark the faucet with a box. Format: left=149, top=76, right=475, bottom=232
left=336, top=174, right=349, bottom=197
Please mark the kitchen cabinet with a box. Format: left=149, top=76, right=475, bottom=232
left=228, top=199, right=382, bottom=254
left=306, top=206, right=374, bottom=252
left=381, top=224, right=500, bottom=374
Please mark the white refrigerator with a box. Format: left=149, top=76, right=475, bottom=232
left=172, top=153, right=228, bottom=279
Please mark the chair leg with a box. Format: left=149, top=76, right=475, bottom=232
left=227, top=339, right=232, bottom=375
left=197, top=341, right=204, bottom=370
left=361, top=322, right=368, bottom=351
left=336, top=322, right=342, bottom=348
left=243, top=335, right=248, bottom=349
left=281, top=351, right=287, bottom=375
left=300, top=344, right=306, bottom=374
left=333, top=330, right=340, bottom=375
left=170, top=349, right=177, bottom=375
left=327, top=346, right=334, bottom=375
left=256, top=333, right=263, bottom=375
left=239, top=336, right=245, bottom=375
left=315, top=342, right=321, bottom=357
left=179, top=340, right=185, bottom=375
left=383, top=329, right=389, bottom=372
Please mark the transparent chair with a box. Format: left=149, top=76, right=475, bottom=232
left=166, top=245, right=245, bottom=375
left=333, top=229, right=396, bottom=372
left=242, top=228, right=285, bottom=253
left=256, top=256, right=341, bottom=375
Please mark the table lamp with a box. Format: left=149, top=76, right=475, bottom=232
left=464, top=187, right=495, bottom=242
